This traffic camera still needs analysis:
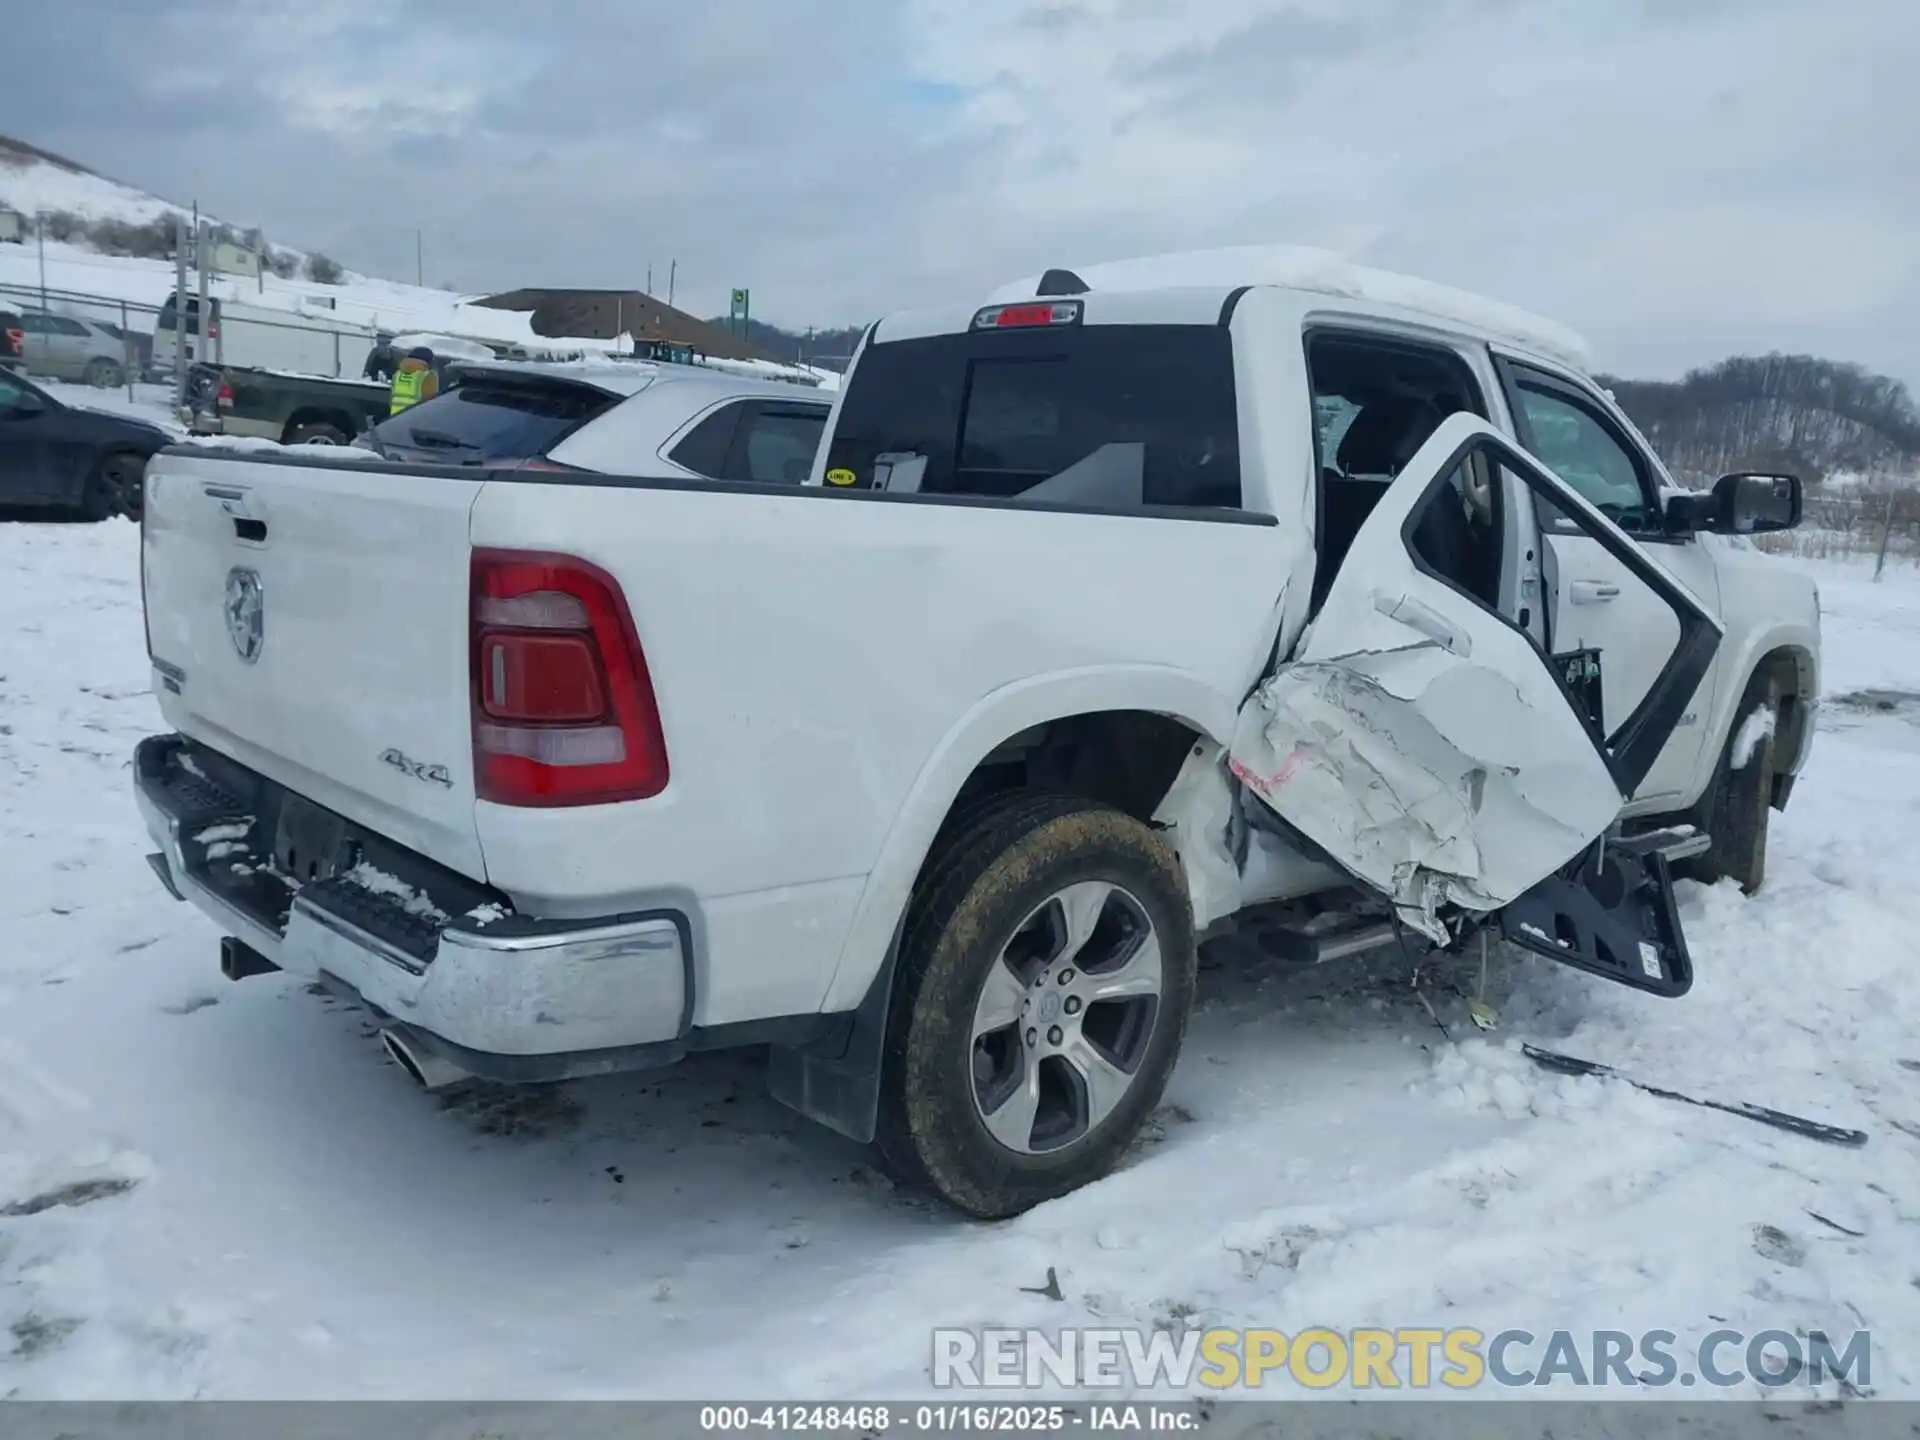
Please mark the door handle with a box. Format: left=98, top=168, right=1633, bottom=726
left=1374, top=591, right=1472, bottom=657
left=1569, top=580, right=1621, bottom=604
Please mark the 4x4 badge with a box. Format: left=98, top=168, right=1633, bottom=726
left=380, top=748, right=453, bottom=788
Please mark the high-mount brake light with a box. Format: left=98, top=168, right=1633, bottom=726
left=971, top=301, right=1083, bottom=331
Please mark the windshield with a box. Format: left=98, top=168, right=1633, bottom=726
left=824, top=324, right=1241, bottom=511
left=370, top=379, right=617, bottom=461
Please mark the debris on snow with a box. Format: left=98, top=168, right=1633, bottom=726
left=1020, top=1267, right=1066, bottom=1302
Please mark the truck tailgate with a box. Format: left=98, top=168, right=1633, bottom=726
left=142, top=453, right=488, bottom=877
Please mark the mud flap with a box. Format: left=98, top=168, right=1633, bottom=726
left=1496, top=836, right=1692, bottom=997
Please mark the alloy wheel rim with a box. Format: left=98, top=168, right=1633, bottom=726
left=969, top=879, right=1164, bottom=1155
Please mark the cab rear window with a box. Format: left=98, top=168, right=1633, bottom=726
left=825, top=325, right=1240, bottom=511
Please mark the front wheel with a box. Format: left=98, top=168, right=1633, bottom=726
left=84, top=357, right=125, bottom=389
left=81, top=451, right=144, bottom=521
left=1681, top=671, right=1781, bottom=895
left=877, top=792, right=1197, bottom=1218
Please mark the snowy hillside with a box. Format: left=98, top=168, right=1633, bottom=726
left=0, top=139, right=181, bottom=227
left=0, top=141, right=829, bottom=387
left=0, top=234, right=575, bottom=356
left=0, top=141, right=563, bottom=348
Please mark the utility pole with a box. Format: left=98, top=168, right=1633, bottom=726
left=416, top=228, right=424, bottom=287
left=173, top=212, right=189, bottom=410
left=190, top=201, right=201, bottom=369
left=35, top=212, right=49, bottom=319
left=668, top=259, right=676, bottom=308
left=646, top=262, right=653, bottom=297
left=196, top=215, right=213, bottom=367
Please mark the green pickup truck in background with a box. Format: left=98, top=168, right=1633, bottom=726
left=184, top=364, right=394, bottom=446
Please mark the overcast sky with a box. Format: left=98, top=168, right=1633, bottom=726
left=4, top=0, right=1915, bottom=380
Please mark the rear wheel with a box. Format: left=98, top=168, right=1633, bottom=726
left=285, top=420, right=349, bottom=446
left=81, top=451, right=143, bottom=522
left=877, top=792, right=1197, bottom=1218
left=1681, top=671, right=1781, bottom=895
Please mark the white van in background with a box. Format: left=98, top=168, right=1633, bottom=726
left=150, top=291, right=378, bottom=381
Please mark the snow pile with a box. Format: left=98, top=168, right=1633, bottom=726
left=991, top=245, right=1593, bottom=372
left=0, top=524, right=1916, bottom=1401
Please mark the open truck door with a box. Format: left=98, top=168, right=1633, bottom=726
left=1231, top=412, right=1722, bottom=995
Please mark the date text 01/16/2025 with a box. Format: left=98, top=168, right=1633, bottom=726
left=698, top=1404, right=1200, bottom=1433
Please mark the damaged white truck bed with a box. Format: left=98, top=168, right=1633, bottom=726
left=133, top=259, right=1820, bottom=1217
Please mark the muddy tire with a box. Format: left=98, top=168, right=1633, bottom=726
left=84, top=357, right=125, bottom=389
left=876, top=791, right=1197, bottom=1218
left=1682, top=671, right=1781, bottom=895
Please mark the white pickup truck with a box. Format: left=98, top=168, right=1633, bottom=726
left=133, top=256, right=1818, bottom=1217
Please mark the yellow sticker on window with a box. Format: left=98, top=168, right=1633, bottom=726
left=825, top=468, right=857, bottom=487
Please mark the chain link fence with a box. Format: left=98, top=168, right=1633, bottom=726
left=0, top=278, right=383, bottom=408
left=1751, top=483, right=1920, bottom=575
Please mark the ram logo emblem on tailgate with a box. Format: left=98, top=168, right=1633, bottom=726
left=380, top=748, right=454, bottom=788
left=223, top=567, right=264, bottom=664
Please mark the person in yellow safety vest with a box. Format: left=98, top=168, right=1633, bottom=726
left=389, top=346, right=439, bottom=414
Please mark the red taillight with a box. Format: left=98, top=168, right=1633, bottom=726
left=479, top=633, right=604, bottom=722
left=4, top=328, right=21, bottom=351
left=470, top=549, right=668, bottom=806
left=216, top=380, right=233, bottom=409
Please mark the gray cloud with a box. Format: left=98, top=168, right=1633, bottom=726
left=1, top=0, right=1914, bottom=383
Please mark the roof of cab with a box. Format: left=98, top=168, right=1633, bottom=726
left=873, top=244, right=1593, bottom=374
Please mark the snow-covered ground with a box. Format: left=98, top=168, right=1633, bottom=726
left=1, top=523, right=1916, bottom=1402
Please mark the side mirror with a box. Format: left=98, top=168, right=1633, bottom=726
left=1711, top=471, right=1802, bottom=534
left=1665, top=471, right=1802, bottom=535
left=2, top=395, right=45, bottom=420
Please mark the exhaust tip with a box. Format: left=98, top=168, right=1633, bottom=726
left=379, top=1027, right=470, bottom=1091
left=380, top=1029, right=427, bottom=1085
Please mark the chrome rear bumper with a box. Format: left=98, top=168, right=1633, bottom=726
left=135, top=733, right=692, bottom=1080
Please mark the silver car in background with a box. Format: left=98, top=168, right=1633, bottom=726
left=16, top=310, right=133, bottom=388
